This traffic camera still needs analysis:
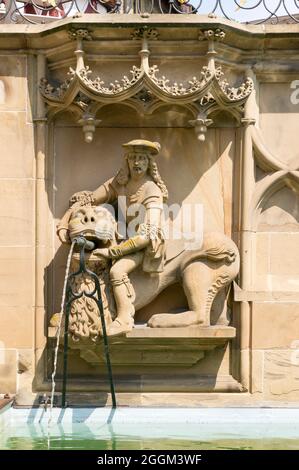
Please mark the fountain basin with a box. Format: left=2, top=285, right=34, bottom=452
left=2, top=404, right=299, bottom=450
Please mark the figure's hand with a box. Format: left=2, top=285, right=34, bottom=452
left=93, top=248, right=110, bottom=259
left=58, top=228, right=70, bottom=244
left=69, top=190, right=95, bottom=207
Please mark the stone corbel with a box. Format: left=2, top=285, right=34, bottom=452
left=203, top=28, right=226, bottom=73
left=68, top=28, right=92, bottom=73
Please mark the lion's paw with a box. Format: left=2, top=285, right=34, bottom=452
left=147, top=314, right=171, bottom=328
left=148, top=311, right=202, bottom=328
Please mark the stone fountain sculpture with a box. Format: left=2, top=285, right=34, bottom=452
left=53, top=139, right=240, bottom=342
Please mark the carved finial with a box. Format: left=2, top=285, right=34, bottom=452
left=189, top=114, right=213, bottom=142
left=131, top=27, right=159, bottom=40
left=134, top=27, right=158, bottom=73
left=68, top=28, right=92, bottom=41
left=202, top=29, right=225, bottom=72
left=78, top=113, right=101, bottom=143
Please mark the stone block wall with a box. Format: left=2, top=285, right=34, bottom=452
left=0, top=53, right=35, bottom=397
left=0, top=16, right=298, bottom=405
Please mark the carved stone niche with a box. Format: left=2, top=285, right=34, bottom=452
left=45, top=27, right=253, bottom=381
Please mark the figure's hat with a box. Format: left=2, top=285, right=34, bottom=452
left=122, top=139, right=161, bottom=155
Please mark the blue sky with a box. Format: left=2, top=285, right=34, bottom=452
left=190, top=0, right=299, bottom=23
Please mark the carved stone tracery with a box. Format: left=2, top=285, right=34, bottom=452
left=78, top=64, right=144, bottom=95
left=40, top=27, right=254, bottom=142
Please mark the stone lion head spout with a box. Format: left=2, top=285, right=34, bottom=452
left=68, top=205, right=117, bottom=248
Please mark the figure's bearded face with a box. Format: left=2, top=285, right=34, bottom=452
left=127, top=152, right=149, bottom=178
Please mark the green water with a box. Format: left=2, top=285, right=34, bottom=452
left=2, top=436, right=299, bottom=450
left=2, top=419, right=299, bottom=450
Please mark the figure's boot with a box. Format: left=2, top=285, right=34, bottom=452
left=107, top=274, right=135, bottom=336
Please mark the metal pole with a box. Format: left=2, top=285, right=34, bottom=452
left=61, top=237, right=117, bottom=408
left=96, top=292, right=117, bottom=408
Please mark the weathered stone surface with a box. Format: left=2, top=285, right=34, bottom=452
left=0, top=349, right=17, bottom=394
left=0, top=181, right=34, bottom=246
left=0, top=248, right=34, bottom=308
left=252, top=303, right=299, bottom=349
left=260, top=82, right=299, bottom=167
left=251, top=350, right=264, bottom=394
left=0, top=112, right=34, bottom=178
left=255, top=233, right=299, bottom=291
left=0, top=56, right=27, bottom=111
left=0, top=308, right=34, bottom=349
left=264, top=350, right=299, bottom=400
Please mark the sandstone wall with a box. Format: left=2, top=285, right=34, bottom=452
left=0, top=16, right=298, bottom=405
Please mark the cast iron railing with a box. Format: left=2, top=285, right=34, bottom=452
left=1, top=1, right=299, bottom=25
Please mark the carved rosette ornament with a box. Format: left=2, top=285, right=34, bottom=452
left=204, top=28, right=226, bottom=42
left=131, top=27, right=159, bottom=40
left=68, top=28, right=93, bottom=42
left=40, top=27, right=254, bottom=142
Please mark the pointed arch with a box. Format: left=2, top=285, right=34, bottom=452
left=249, top=171, right=299, bottom=230
left=251, top=126, right=294, bottom=172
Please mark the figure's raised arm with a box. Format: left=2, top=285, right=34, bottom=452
left=93, top=179, right=116, bottom=205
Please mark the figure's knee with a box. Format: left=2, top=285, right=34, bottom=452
left=110, top=261, right=127, bottom=281
left=109, top=252, right=143, bottom=280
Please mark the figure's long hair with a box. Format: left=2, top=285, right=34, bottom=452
left=115, top=154, right=168, bottom=202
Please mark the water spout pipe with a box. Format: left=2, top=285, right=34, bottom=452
left=73, top=236, right=95, bottom=251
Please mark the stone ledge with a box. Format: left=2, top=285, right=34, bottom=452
left=126, top=325, right=236, bottom=339
left=1, top=15, right=299, bottom=54
left=48, top=325, right=235, bottom=367
left=33, top=374, right=242, bottom=396
left=233, top=282, right=299, bottom=302
left=1, top=14, right=299, bottom=36
left=48, top=324, right=236, bottom=340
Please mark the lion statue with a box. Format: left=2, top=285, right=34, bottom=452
left=61, top=204, right=240, bottom=341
